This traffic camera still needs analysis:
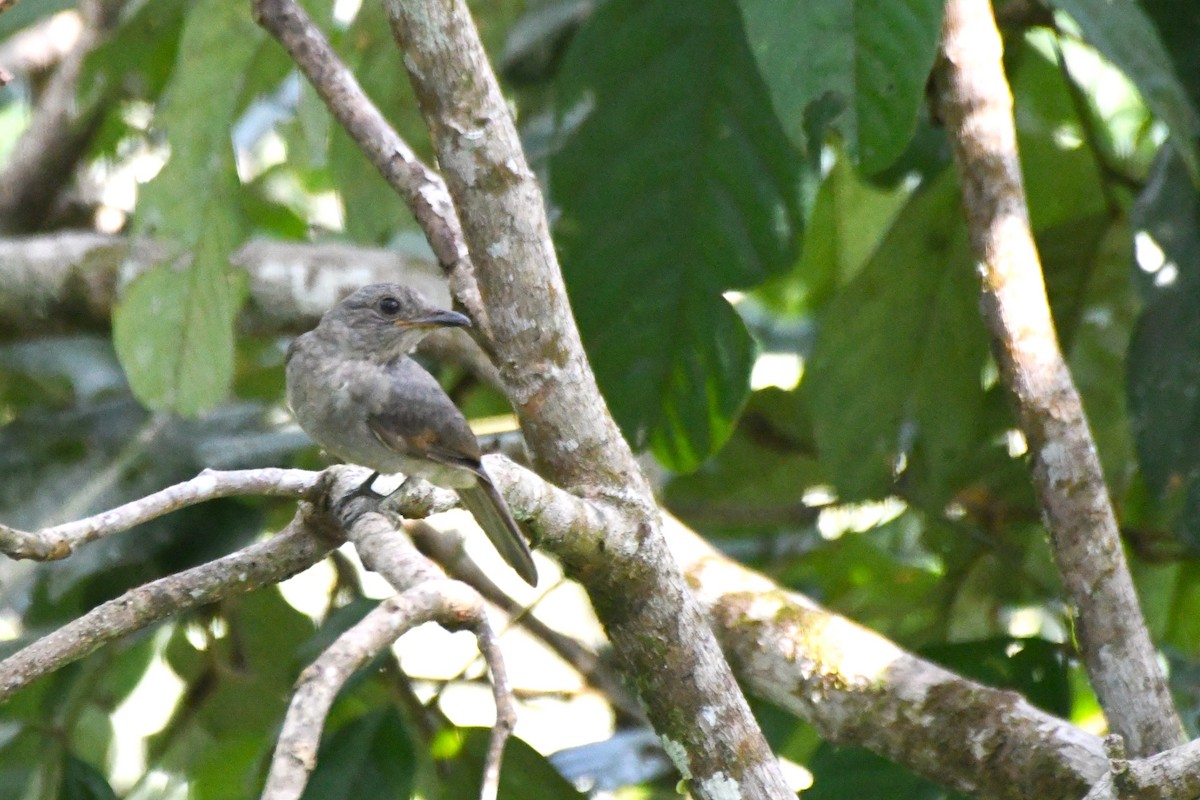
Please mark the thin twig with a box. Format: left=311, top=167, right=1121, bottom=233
left=261, top=584, right=457, bottom=800
left=309, top=497, right=516, bottom=800
left=934, top=0, right=1183, bottom=757
left=474, top=619, right=515, bottom=800
left=0, top=468, right=320, bottom=560
left=250, top=0, right=489, bottom=334
left=410, top=520, right=644, bottom=723
left=0, top=516, right=335, bottom=703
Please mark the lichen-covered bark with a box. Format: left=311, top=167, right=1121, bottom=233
left=675, top=524, right=1107, bottom=799
left=933, top=0, right=1182, bottom=756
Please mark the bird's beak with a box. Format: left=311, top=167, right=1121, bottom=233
left=398, top=309, right=472, bottom=329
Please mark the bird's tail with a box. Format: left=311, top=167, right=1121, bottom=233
left=457, top=478, right=538, bottom=586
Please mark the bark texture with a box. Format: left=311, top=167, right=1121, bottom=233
left=383, top=0, right=794, bottom=795
left=934, top=0, right=1183, bottom=756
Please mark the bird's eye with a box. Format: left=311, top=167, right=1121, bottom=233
left=379, top=297, right=401, bottom=315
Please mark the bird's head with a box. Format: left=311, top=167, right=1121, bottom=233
left=319, top=284, right=471, bottom=356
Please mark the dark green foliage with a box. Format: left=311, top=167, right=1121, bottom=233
left=551, top=0, right=805, bottom=470
left=5, top=0, right=1200, bottom=795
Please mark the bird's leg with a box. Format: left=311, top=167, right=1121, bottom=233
left=330, top=470, right=382, bottom=521
left=353, top=471, right=383, bottom=499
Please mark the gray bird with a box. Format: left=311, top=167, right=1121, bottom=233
left=285, top=284, right=538, bottom=586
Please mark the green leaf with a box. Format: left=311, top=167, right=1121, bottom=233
left=61, top=754, right=117, bottom=800
left=440, top=728, right=585, bottom=800
left=1009, top=34, right=1107, bottom=232
left=737, top=0, right=945, bottom=175
left=756, top=152, right=912, bottom=316
left=113, top=250, right=247, bottom=416
left=114, top=0, right=258, bottom=415
left=552, top=0, right=805, bottom=471
left=1046, top=0, right=1200, bottom=180
left=1127, top=147, right=1200, bottom=546
left=1140, top=0, right=1200, bottom=113
left=664, top=386, right=825, bottom=539
left=79, top=0, right=189, bottom=105
left=805, top=169, right=991, bottom=501
left=805, top=744, right=966, bottom=800
left=920, top=638, right=1071, bottom=718
left=300, top=711, right=416, bottom=800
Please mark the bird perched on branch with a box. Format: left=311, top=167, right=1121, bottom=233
left=285, top=283, right=538, bottom=586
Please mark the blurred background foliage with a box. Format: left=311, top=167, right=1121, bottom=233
left=1, top=0, right=1200, bottom=796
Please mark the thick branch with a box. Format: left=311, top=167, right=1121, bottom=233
left=0, top=233, right=444, bottom=334
left=1083, top=737, right=1200, bottom=800
left=383, top=4, right=792, bottom=797
left=933, top=0, right=1182, bottom=756
left=669, top=518, right=1107, bottom=800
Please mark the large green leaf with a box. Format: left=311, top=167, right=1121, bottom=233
left=61, top=755, right=117, bottom=800
left=300, top=711, right=416, bottom=800
left=737, top=0, right=945, bottom=175
left=552, top=0, right=805, bottom=471
left=805, top=744, right=965, bottom=800
left=805, top=169, right=990, bottom=501
left=1140, top=0, right=1200, bottom=114
left=441, top=728, right=585, bottom=800
left=1047, top=0, right=1200, bottom=180
left=756, top=152, right=912, bottom=316
left=113, top=0, right=257, bottom=415
left=1127, top=147, right=1200, bottom=547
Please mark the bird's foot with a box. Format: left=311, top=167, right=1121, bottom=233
left=329, top=471, right=384, bottom=524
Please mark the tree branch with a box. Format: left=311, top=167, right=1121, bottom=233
left=0, top=233, right=443, bottom=335
left=0, top=10, right=83, bottom=78
left=261, top=583, right=471, bottom=800
left=668, top=516, right=1107, bottom=800
left=0, top=514, right=335, bottom=703
left=250, top=0, right=488, bottom=333
left=383, top=3, right=792, bottom=796
left=0, top=467, right=319, bottom=560
left=334, top=494, right=516, bottom=800
left=0, top=1, right=108, bottom=232
left=0, top=233, right=501, bottom=386
left=1083, top=737, right=1200, bottom=800
left=0, top=452, right=1141, bottom=798
left=933, top=0, right=1183, bottom=756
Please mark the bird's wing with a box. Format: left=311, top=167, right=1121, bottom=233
left=367, top=357, right=538, bottom=586
left=365, top=356, right=484, bottom=472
